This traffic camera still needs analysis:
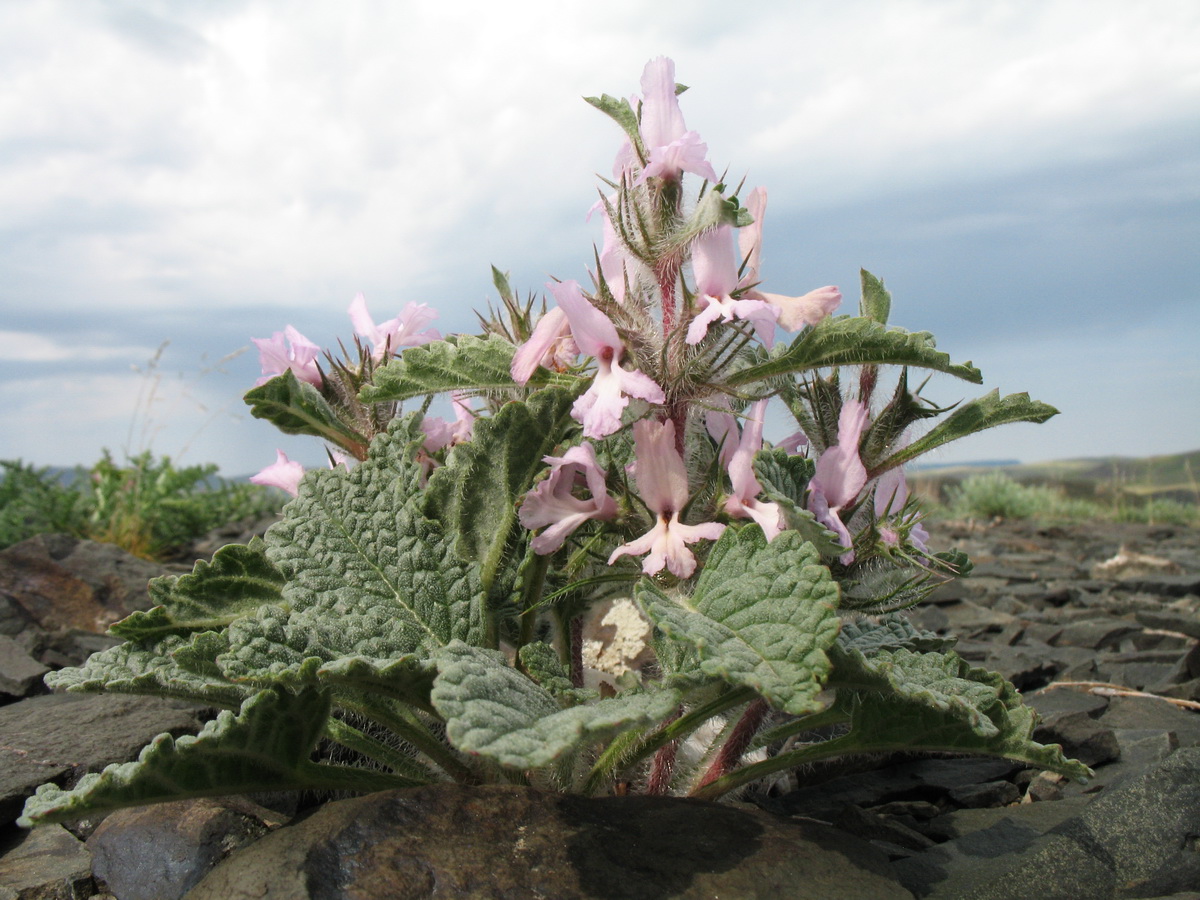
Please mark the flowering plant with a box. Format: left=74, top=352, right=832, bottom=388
left=22, top=59, right=1088, bottom=826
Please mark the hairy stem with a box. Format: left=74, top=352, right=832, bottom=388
left=695, top=698, right=769, bottom=791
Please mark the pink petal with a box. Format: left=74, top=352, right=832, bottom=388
left=512, top=307, right=571, bottom=385
left=249, top=450, right=305, bottom=497
left=760, top=286, right=842, bottom=332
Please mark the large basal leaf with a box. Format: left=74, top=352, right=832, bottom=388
left=360, top=334, right=572, bottom=403
left=261, top=418, right=486, bottom=663
left=751, top=449, right=846, bottom=559
left=833, top=648, right=1091, bottom=780
left=44, top=634, right=248, bottom=709
left=431, top=642, right=679, bottom=769
left=423, top=387, right=578, bottom=591
left=830, top=646, right=1001, bottom=735
left=18, top=687, right=391, bottom=826
left=636, top=526, right=841, bottom=716
left=872, top=389, right=1059, bottom=472
left=110, top=539, right=287, bottom=642
left=243, top=370, right=368, bottom=451
left=726, top=316, right=982, bottom=387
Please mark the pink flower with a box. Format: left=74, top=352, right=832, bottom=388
left=807, top=400, right=870, bottom=563
left=421, top=392, right=476, bottom=453
left=250, top=450, right=305, bottom=497
left=252, top=326, right=322, bottom=387
left=737, top=188, right=842, bottom=332
left=686, top=225, right=778, bottom=346
left=609, top=419, right=725, bottom=578
left=635, top=57, right=719, bottom=185
left=520, top=443, right=617, bottom=554
left=873, top=467, right=930, bottom=552
left=348, top=293, right=441, bottom=361
left=550, top=280, right=665, bottom=439
left=511, top=307, right=578, bottom=385
left=722, top=399, right=784, bottom=540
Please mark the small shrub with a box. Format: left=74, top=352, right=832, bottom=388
left=0, top=452, right=283, bottom=559
left=946, top=471, right=1056, bottom=520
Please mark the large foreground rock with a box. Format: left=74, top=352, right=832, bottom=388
left=185, top=784, right=913, bottom=900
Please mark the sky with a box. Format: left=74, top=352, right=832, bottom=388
left=1, top=0, right=1197, bottom=478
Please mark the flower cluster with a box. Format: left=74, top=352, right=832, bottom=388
left=21, top=58, right=1077, bottom=830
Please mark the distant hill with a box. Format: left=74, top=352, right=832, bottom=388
left=911, top=448, right=1200, bottom=505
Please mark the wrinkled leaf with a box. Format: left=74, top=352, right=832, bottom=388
left=752, top=449, right=846, bottom=558
left=637, top=527, right=841, bottom=715
left=20, top=687, right=414, bottom=826
left=834, top=649, right=1091, bottom=780
left=837, top=614, right=957, bottom=655
left=44, top=634, right=247, bottom=709
left=243, top=370, right=367, bottom=451
left=432, top=642, right=678, bottom=769
left=424, top=387, right=578, bottom=591
left=111, top=540, right=286, bottom=641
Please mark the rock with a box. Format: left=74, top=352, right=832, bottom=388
left=0, top=635, right=49, bottom=699
left=87, top=798, right=284, bottom=900
left=1033, top=711, right=1120, bottom=767
left=0, top=824, right=94, bottom=900
left=894, top=748, right=1200, bottom=899
left=0, top=694, right=209, bottom=827
left=186, top=784, right=914, bottom=900
left=0, top=536, right=164, bottom=638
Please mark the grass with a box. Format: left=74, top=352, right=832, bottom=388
left=921, top=470, right=1199, bottom=526
left=0, top=451, right=284, bottom=561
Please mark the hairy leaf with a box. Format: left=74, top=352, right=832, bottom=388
left=834, top=649, right=1091, bottom=780
left=752, top=449, right=846, bottom=558
left=726, top=316, right=983, bottom=386
left=872, top=390, right=1059, bottom=472
left=243, top=370, right=367, bottom=450
left=637, top=527, right=841, bottom=715
left=584, top=94, right=643, bottom=153
left=111, top=540, right=286, bottom=641
left=432, top=642, right=678, bottom=769
left=19, top=687, right=415, bottom=826
left=859, top=269, right=891, bottom=325
left=424, top=387, right=578, bottom=591
left=518, top=641, right=596, bottom=704
left=360, top=334, right=575, bottom=403
left=44, top=634, right=247, bottom=709
left=837, top=614, right=956, bottom=653
left=259, top=418, right=486, bottom=663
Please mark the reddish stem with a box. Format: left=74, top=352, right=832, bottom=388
left=695, top=699, right=770, bottom=791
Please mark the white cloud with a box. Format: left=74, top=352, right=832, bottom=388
left=0, top=330, right=156, bottom=363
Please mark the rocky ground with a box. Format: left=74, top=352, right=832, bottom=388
left=0, top=517, right=1198, bottom=899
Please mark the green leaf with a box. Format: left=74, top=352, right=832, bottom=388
left=636, top=527, right=841, bottom=716
left=43, top=634, right=247, bottom=709
left=424, top=387, right=578, bottom=591
left=859, top=269, right=891, bottom=324
left=19, top=687, right=414, bottom=826
left=360, top=334, right=572, bottom=404
left=258, top=417, right=486, bottom=662
left=726, top=316, right=983, bottom=386
left=243, top=370, right=367, bottom=452
left=751, top=449, right=846, bottom=558
left=432, top=642, right=679, bottom=769
left=872, top=390, right=1059, bottom=471
left=110, top=540, right=286, bottom=641
left=833, top=648, right=1091, bottom=780
left=518, top=641, right=597, bottom=704
left=584, top=94, right=643, bottom=153
left=836, top=615, right=957, bottom=656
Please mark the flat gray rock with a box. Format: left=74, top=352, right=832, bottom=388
left=0, top=693, right=208, bottom=826
left=0, top=824, right=93, bottom=900
left=186, top=784, right=914, bottom=900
